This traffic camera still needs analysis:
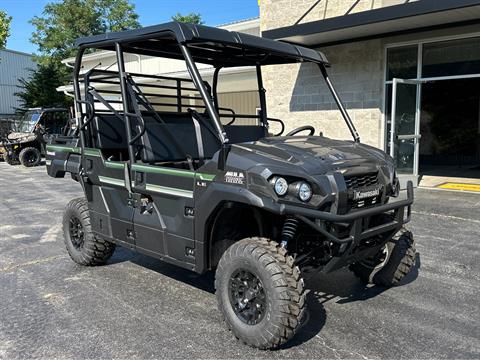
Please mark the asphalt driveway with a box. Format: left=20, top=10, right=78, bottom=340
left=0, top=162, right=479, bottom=359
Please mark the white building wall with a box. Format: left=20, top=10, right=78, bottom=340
left=0, top=50, right=37, bottom=115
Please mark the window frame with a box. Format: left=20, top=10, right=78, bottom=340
left=382, top=31, right=480, bottom=151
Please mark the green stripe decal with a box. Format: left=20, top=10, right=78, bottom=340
left=131, top=163, right=215, bottom=181
left=46, top=145, right=101, bottom=157
left=132, top=163, right=193, bottom=177
left=46, top=145, right=79, bottom=153
left=145, top=184, right=193, bottom=198
left=46, top=145, right=215, bottom=181
left=105, top=161, right=125, bottom=170
left=196, top=173, right=215, bottom=181
left=98, top=176, right=125, bottom=187
left=83, top=148, right=101, bottom=157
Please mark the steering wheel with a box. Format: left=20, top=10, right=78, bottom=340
left=285, top=125, right=315, bottom=136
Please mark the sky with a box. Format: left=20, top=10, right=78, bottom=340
left=1, top=0, right=260, bottom=54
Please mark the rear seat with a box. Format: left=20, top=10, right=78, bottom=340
left=92, top=112, right=267, bottom=164
left=92, top=114, right=129, bottom=160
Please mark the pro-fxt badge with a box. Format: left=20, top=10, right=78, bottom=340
left=224, top=171, right=245, bottom=185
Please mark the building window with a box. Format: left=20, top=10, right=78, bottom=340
left=422, top=36, right=480, bottom=78
left=386, top=45, right=418, bottom=81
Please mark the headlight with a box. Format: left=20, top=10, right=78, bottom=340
left=273, top=177, right=288, bottom=196
left=297, top=181, right=312, bottom=202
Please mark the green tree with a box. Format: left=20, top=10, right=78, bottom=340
left=18, top=0, right=140, bottom=112
left=30, top=0, right=140, bottom=63
left=15, top=63, right=72, bottom=111
left=0, top=10, right=12, bottom=49
left=171, top=13, right=203, bottom=24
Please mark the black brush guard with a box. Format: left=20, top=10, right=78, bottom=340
left=283, top=181, right=414, bottom=273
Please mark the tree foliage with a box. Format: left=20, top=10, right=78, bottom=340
left=171, top=13, right=203, bottom=25
left=15, top=63, right=73, bottom=111
left=0, top=10, right=12, bottom=49
left=30, top=0, right=140, bottom=63
left=17, top=0, right=140, bottom=112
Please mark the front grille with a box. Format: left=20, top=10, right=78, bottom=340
left=343, top=172, right=382, bottom=212
left=344, top=172, right=379, bottom=190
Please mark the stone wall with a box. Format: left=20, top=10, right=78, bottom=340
left=259, top=0, right=418, bottom=148
left=263, top=40, right=384, bottom=147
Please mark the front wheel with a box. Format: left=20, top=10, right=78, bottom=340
left=350, top=228, right=416, bottom=287
left=19, top=147, right=41, bottom=167
left=63, top=198, right=116, bottom=266
left=215, top=237, right=306, bottom=349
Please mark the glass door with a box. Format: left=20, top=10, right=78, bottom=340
left=389, top=78, right=423, bottom=188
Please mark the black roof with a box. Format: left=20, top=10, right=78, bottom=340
left=75, top=22, right=329, bottom=67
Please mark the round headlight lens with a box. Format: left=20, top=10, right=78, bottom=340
left=274, top=177, right=288, bottom=196
left=298, top=182, right=312, bottom=202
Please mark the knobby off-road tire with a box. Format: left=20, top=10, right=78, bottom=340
left=350, top=227, right=416, bottom=287
left=19, top=147, right=41, bottom=167
left=215, top=237, right=306, bottom=349
left=3, top=153, right=19, bottom=165
left=63, top=198, right=115, bottom=266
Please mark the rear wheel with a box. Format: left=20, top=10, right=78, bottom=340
left=215, top=237, right=305, bottom=349
left=63, top=198, right=116, bottom=266
left=19, top=147, right=41, bottom=167
left=3, top=153, right=19, bottom=165
left=350, top=227, right=416, bottom=287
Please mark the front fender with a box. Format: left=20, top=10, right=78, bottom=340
left=193, top=182, right=282, bottom=273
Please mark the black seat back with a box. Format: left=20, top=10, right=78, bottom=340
left=139, top=113, right=220, bottom=164
left=92, top=112, right=267, bottom=164
left=224, top=125, right=266, bottom=144
left=92, top=114, right=128, bottom=150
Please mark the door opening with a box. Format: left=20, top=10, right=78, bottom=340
left=419, top=78, right=480, bottom=181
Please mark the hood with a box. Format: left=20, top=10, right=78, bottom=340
left=7, top=132, right=37, bottom=142
left=230, top=136, right=392, bottom=176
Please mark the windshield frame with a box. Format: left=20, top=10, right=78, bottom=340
left=16, top=110, right=42, bottom=133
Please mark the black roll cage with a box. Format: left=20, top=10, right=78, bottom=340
left=72, top=26, right=360, bottom=175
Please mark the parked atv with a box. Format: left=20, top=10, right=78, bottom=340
left=46, top=22, right=416, bottom=349
left=1, top=108, right=70, bottom=167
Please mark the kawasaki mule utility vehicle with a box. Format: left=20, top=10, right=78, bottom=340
left=1, top=108, right=70, bottom=167
left=46, top=22, right=416, bottom=349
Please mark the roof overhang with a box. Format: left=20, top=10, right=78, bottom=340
left=263, top=0, right=480, bottom=47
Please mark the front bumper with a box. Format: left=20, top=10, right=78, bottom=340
left=283, top=181, right=414, bottom=272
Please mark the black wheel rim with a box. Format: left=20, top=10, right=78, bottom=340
left=25, top=151, right=37, bottom=164
left=228, top=269, right=267, bottom=325
left=359, top=245, right=389, bottom=270
left=69, top=216, right=85, bottom=249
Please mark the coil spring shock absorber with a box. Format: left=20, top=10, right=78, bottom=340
left=280, top=217, right=299, bottom=248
